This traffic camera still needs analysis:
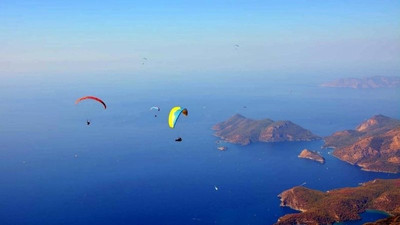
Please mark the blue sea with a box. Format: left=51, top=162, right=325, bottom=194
left=0, top=73, right=399, bottom=225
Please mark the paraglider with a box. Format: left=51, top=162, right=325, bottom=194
left=75, top=96, right=106, bottom=125
left=142, top=57, right=148, bottom=65
left=150, top=106, right=160, bottom=117
left=169, top=106, right=188, bottom=141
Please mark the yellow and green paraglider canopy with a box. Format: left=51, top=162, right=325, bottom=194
left=168, top=106, right=188, bottom=128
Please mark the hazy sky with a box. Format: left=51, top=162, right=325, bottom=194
left=1, top=0, right=399, bottom=76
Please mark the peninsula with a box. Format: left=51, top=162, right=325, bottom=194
left=276, top=179, right=400, bottom=225
left=324, top=115, right=400, bottom=173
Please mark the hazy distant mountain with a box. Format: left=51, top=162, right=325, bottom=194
left=324, top=115, right=400, bottom=173
left=321, top=76, right=400, bottom=89
left=212, top=114, right=320, bottom=145
left=276, top=179, right=400, bottom=225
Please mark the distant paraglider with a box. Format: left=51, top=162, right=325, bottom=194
left=75, top=96, right=106, bottom=125
left=150, top=106, right=161, bottom=117
left=142, top=57, right=148, bottom=65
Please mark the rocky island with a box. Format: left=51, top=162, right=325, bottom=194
left=298, top=149, right=325, bottom=164
left=212, top=114, right=320, bottom=145
left=321, top=76, right=400, bottom=89
left=276, top=178, right=400, bottom=225
left=324, top=114, right=400, bottom=173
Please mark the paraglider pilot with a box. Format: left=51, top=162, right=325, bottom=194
left=175, top=137, right=182, bottom=142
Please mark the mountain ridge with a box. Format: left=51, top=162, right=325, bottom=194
left=321, top=76, right=400, bottom=89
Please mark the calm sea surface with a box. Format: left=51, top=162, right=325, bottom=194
left=0, top=74, right=399, bottom=224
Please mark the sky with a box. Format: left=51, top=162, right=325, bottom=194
left=1, top=0, right=400, bottom=77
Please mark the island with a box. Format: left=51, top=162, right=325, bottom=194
left=212, top=114, right=320, bottom=145
left=324, top=114, right=400, bottom=173
left=276, top=178, right=400, bottom=225
left=298, top=149, right=325, bottom=164
left=321, top=76, right=400, bottom=89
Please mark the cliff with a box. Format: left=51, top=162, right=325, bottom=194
left=298, top=149, right=325, bottom=164
left=212, top=114, right=320, bottom=145
left=324, top=115, right=400, bottom=173
left=276, top=179, right=400, bottom=225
